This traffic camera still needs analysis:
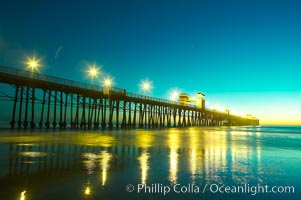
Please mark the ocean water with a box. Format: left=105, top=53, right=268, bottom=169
left=0, top=126, right=300, bottom=200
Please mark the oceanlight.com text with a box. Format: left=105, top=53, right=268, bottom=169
left=125, top=183, right=295, bottom=196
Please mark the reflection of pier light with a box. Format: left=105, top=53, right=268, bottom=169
left=257, top=146, right=261, bottom=162
left=189, top=131, right=201, bottom=180
left=138, top=149, right=149, bottom=184
left=190, top=149, right=197, bottom=184
left=169, top=149, right=178, bottom=184
left=85, top=186, right=91, bottom=195
left=204, top=131, right=227, bottom=180
left=231, top=132, right=249, bottom=165
left=168, top=131, right=180, bottom=184
left=100, top=151, right=112, bottom=186
left=257, top=145, right=262, bottom=179
left=20, top=190, right=26, bottom=200
left=136, top=131, right=154, bottom=148
left=190, top=144, right=198, bottom=183
left=190, top=149, right=197, bottom=175
left=83, top=153, right=97, bottom=174
left=230, top=131, right=262, bottom=183
left=231, top=132, right=249, bottom=183
left=256, top=132, right=262, bottom=179
left=136, top=131, right=152, bottom=184
left=256, top=132, right=261, bottom=162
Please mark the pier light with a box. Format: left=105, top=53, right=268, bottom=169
left=26, top=56, right=41, bottom=72
left=169, top=88, right=181, bottom=101
left=87, top=65, right=100, bottom=84
left=103, top=76, right=114, bottom=95
left=87, top=65, right=99, bottom=78
left=139, top=79, right=153, bottom=94
left=103, top=76, right=113, bottom=87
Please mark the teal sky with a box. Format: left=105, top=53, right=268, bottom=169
left=0, top=0, right=301, bottom=124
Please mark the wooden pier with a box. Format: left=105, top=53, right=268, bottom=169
left=0, top=65, right=259, bottom=130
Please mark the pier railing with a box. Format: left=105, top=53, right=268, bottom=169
left=0, top=65, right=259, bottom=129
left=0, top=65, right=183, bottom=106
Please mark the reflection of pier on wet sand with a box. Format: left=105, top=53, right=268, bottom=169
left=1, top=129, right=263, bottom=188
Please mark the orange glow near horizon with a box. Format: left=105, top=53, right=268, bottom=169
left=260, top=119, right=301, bottom=126
left=248, top=105, right=301, bottom=126
left=207, top=92, right=301, bottom=126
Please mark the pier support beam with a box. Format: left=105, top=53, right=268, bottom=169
left=45, top=90, right=51, bottom=129
left=39, top=90, right=46, bottom=128
left=17, top=86, right=24, bottom=129
left=30, top=88, right=35, bottom=129
left=10, top=86, right=19, bottom=128
left=23, top=86, right=30, bottom=129
left=52, top=91, right=57, bottom=129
